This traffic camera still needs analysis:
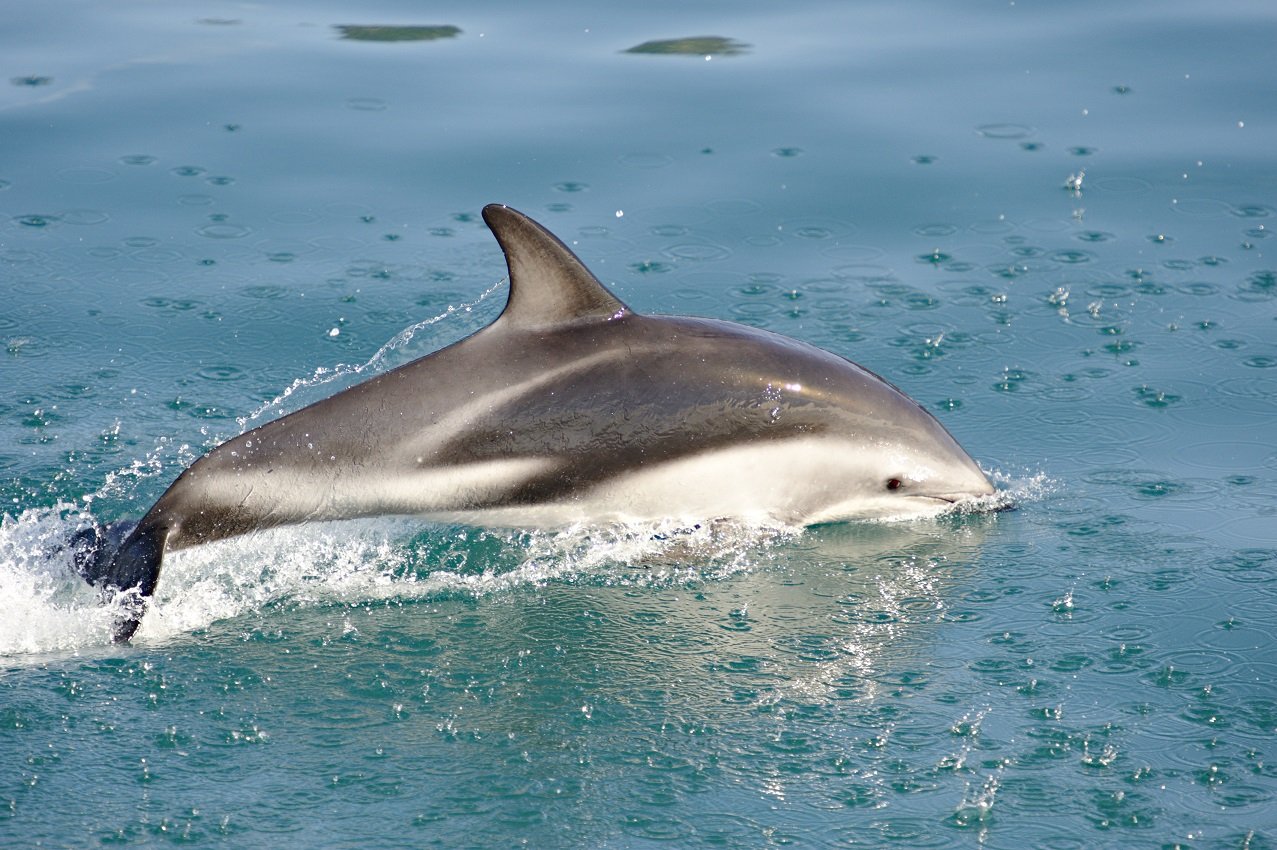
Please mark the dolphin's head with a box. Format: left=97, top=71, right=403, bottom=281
left=798, top=371, right=996, bottom=522
left=879, top=429, right=995, bottom=515
left=815, top=444, right=994, bottom=522
left=841, top=396, right=996, bottom=520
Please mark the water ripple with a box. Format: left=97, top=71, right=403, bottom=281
left=197, top=222, right=253, bottom=239
left=976, top=123, right=1034, bottom=140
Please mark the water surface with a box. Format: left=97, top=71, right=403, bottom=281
left=3, top=0, right=1275, bottom=846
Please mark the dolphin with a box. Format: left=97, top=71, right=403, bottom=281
left=73, top=203, right=994, bottom=641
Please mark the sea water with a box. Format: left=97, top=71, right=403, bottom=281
left=2, top=0, right=1274, bottom=846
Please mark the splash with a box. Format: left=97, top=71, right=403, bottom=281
left=0, top=495, right=1006, bottom=658
left=977, top=468, right=1055, bottom=512
left=0, top=507, right=798, bottom=658
left=0, top=479, right=1017, bottom=658
left=2, top=284, right=502, bottom=658
left=0, top=505, right=134, bottom=655
left=0, top=481, right=1022, bottom=659
left=141, top=517, right=800, bottom=642
left=236, top=277, right=506, bottom=429
left=0, top=278, right=1022, bottom=658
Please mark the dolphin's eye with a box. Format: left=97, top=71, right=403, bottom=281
left=886, top=477, right=903, bottom=491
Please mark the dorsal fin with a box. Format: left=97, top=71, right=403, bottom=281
left=483, top=204, right=630, bottom=330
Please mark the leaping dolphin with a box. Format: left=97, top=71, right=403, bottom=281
left=73, top=203, right=995, bottom=641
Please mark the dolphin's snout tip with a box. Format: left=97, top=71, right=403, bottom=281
left=933, top=477, right=996, bottom=504
left=938, top=480, right=1015, bottom=515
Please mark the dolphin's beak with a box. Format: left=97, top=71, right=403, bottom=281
left=927, top=467, right=998, bottom=504
left=931, top=487, right=995, bottom=503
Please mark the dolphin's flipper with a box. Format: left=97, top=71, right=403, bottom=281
left=71, top=520, right=166, bottom=643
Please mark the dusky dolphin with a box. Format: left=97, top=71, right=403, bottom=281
left=73, top=203, right=994, bottom=641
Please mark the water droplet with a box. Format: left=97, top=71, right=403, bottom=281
left=1133, top=385, right=1181, bottom=407
left=631, top=261, right=671, bottom=274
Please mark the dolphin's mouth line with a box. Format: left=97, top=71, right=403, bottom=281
left=921, top=490, right=1017, bottom=513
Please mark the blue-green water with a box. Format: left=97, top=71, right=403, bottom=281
left=3, top=0, right=1275, bottom=846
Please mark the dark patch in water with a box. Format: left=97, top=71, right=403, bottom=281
left=624, top=37, right=749, bottom=56
left=335, top=25, right=461, bottom=42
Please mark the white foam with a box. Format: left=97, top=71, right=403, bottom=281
left=981, top=467, right=1055, bottom=510
left=139, top=517, right=796, bottom=641
left=0, top=506, right=129, bottom=655
left=0, top=505, right=794, bottom=658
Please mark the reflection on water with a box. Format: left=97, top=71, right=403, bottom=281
left=623, top=36, right=750, bottom=56
left=334, top=25, right=462, bottom=43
